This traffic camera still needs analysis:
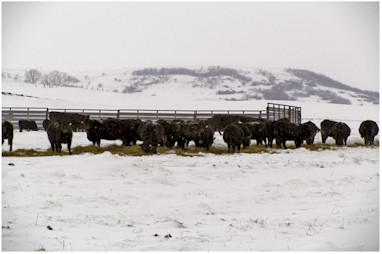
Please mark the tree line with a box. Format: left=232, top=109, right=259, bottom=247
left=132, top=66, right=252, bottom=83
left=3, top=69, right=81, bottom=87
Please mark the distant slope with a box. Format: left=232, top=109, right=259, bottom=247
left=286, top=69, right=379, bottom=104
left=2, top=66, right=379, bottom=106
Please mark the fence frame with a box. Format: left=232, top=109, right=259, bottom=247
left=2, top=103, right=301, bottom=129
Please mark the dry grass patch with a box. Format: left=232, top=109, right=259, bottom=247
left=2, top=142, right=378, bottom=157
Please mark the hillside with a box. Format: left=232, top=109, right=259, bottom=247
left=2, top=67, right=379, bottom=107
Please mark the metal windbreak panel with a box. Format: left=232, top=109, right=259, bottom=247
left=266, top=103, right=302, bottom=124
left=2, top=103, right=302, bottom=130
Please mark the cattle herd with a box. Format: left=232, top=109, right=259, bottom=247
left=1, top=111, right=379, bottom=155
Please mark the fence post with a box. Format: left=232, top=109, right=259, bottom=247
left=117, top=110, right=120, bottom=119
left=46, top=108, right=49, bottom=119
left=9, top=108, right=13, bottom=123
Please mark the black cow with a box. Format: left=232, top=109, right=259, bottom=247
left=273, top=119, right=302, bottom=149
left=180, top=122, right=198, bottom=149
left=332, top=122, right=351, bottom=146
left=174, top=121, right=189, bottom=149
left=138, top=121, right=160, bottom=154
left=120, top=119, right=143, bottom=146
left=50, top=111, right=88, bottom=132
left=207, top=114, right=257, bottom=135
left=237, top=123, right=251, bottom=149
left=195, top=122, right=215, bottom=151
left=320, top=120, right=337, bottom=144
left=359, top=120, right=379, bottom=146
left=158, top=120, right=182, bottom=148
left=42, top=119, right=50, bottom=131
left=223, top=123, right=244, bottom=153
left=321, top=120, right=351, bottom=145
left=246, top=121, right=267, bottom=146
left=2, top=121, right=14, bottom=151
left=84, top=118, right=122, bottom=146
left=18, top=120, right=38, bottom=132
left=300, top=121, right=320, bottom=145
left=84, top=118, right=103, bottom=146
left=266, top=118, right=289, bottom=147
left=47, top=121, right=73, bottom=155
left=156, top=123, right=166, bottom=147
left=158, top=120, right=175, bottom=148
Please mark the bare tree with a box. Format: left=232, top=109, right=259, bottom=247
left=24, top=69, right=42, bottom=84
left=40, top=71, right=69, bottom=87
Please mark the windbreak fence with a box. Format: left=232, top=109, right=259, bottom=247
left=2, top=103, right=301, bottom=130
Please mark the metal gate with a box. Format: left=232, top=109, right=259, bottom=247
left=2, top=102, right=302, bottom=130
left=266, top=103, right=302, bottom=124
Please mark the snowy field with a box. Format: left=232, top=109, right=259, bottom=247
left=2, top=147, right=379, bottom=251
left=2, top=78, right=380, bottom=251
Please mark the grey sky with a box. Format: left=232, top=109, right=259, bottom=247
left=2, top=2, right=379, bottom=91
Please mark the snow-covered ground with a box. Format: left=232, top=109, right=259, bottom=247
left=1, top=76, right=380, bottom=251
left=2, top=146, right=379, bottom=251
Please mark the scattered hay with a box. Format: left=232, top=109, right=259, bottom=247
left=2, top=142, right=378, bottom=157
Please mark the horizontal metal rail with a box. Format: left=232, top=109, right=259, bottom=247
left=2, top=103, right=301, bottom=130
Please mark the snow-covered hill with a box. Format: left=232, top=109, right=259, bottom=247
left=2, top=67, right=379, bottom=107
left=1, top=67, right=380, bottom=251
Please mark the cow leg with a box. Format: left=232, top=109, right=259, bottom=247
left=237, top=143, right=241, bottom=152
left=185, top=140, right=189, bottom=149
left=9, top=138, right=12, bottom=152
left=367, top=136, right=371, bottom=146
left=68, top=142, right=72, bottom=155
left=275, top=138, right=281, bottom=149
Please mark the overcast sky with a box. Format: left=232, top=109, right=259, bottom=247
left=2, top=2, right=379, bottom=91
